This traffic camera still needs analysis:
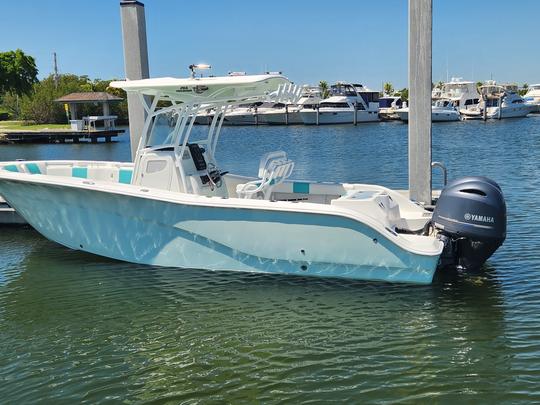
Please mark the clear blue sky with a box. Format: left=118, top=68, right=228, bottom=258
left=1, top=0, right=539, bottom=89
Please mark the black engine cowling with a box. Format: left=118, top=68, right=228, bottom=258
left=432, top=176, right=506, bottom=270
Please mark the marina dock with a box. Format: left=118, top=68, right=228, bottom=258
left=0, top=129, right=124, bottom=144
left=0, top=196, right=24, bottom=224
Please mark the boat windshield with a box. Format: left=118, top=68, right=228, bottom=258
left=379, top=98, right=394, bottom=108
left=146, top=110, right=178, bottom=147
left=360, top=92, right=379, bottom=104
left=330, top=84, right=357, bottom=96
left=433, top=99, right=452, bottom=107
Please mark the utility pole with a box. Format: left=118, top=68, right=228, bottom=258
left=408, top=0, right=433, bottom=204
left=120, top=0, right=150, bottom=160
left=53, top=52, right=59, bottom=89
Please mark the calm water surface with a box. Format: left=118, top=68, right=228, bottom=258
left=1, top=118, right=540, bottom=403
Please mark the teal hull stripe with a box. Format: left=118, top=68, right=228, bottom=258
left=3, top=165, right=18, bottom=173
left=119, top=169, right=133, bottom=184
left=26, top=163, right=41, bottom=174
left=72, top=167, right=88, bottom=178
left=293, top=182, right=310, bottom=194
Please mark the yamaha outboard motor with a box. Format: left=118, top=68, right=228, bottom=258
left=432, top=176, right=506, bottom=269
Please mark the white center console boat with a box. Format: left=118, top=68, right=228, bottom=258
left=0, top=74, right=506, bottom=284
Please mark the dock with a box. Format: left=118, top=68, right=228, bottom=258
left=0, top=129, right=124, bottom=144
left=0, top=196, right=25, bottom=225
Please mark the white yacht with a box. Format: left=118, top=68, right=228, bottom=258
left=258, top=86, right=322, bottom=125
left=378, top=96, right=403, bottom=120
left=300, top=82, right=380, bottom=125
left=523, top=84, right=540, bottom=113
left=217, top=83, right=307, bottom=126
left=462, top=82, right=534, bottom=119
left=396, top=99, right=460, bottom=122
left=222, top=102, right=271, bottom=125
left=0, top=74, right=506, bottom=284
left=438, top=78, right=481, bottom=113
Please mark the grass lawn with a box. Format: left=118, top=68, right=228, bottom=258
left=0, top=120, right=70, bottom=131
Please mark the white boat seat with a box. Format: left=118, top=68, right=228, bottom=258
left=236, top=151, right=294, bottom=199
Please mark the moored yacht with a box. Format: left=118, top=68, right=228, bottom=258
left=523, top=84, right=540, bottom=113
left=217, top=82, right=306, bottom=126
left=222, top=102, right=272, bottom=125
left=396, top=98, right=460, bottom=122
left=437, top=78, right=481, bottom=113
left=462, top=81, right=535, bottom=119
left=378, top=96, right=403, bottom=120
left=258, top=86, right=322, bottom=125
left=300, top=82, right=380, bottom=124
left=0, top=73, right=506, bottom=284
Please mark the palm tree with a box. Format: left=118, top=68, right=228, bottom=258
left=319, top=80, right=330, bottom=99
left=383, top=82, right=394, bottom=96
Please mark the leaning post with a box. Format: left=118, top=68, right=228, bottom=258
left=120, top=0, right=150, bottom=161
left=408, top=0, right=432, bottom=204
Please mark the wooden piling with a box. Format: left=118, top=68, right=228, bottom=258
left=408, top=0, right=432, bottom=204
left=120, top=0, right=150, bottom=160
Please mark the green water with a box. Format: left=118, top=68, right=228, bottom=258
left=1, top=119, right=540, bottom=403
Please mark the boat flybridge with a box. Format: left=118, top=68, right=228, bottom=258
left=0, top=74, right=506, bottom=284
left=441, top=78, right=481, bottom=113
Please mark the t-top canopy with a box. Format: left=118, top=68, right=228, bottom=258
left=109, top=74, right=290, bottom=104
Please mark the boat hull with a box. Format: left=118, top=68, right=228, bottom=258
left=0, top=177, right=440, bottom=284
left=300, top=110, right=379, bottom=125
left=222, top=113, right=258, bottom=125
left=486, top=106, right=533, bottom=119
left=396, top=109, right=460, bottom=122
left=257, top=111, right=304, bottom=125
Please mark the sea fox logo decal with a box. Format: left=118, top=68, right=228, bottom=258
left=464, top=212, right=495, bottom=223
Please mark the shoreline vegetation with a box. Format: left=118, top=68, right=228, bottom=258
left=1, top=49, right=128, bottom=126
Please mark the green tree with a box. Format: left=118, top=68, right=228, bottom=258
left=0, top=49, right=38, bottom=95
left=4, top=74, right=128, bottom=124
left=519, top=83, right=528, bottom=96
left=319, top=80, right=330, bottom=99
left=397, top=88, right=409, bottom=102
left=383, top=82, right=394, bottom=96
